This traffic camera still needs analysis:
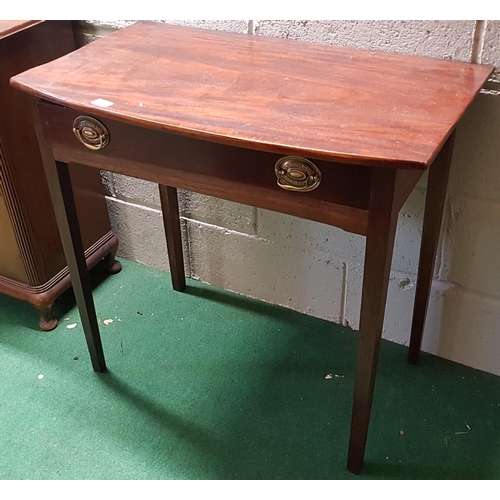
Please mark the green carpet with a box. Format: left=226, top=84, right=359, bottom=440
left=1, top=258, right=500, bottom=480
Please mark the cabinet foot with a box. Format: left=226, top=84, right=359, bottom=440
left=105, top=242, right=122, bottom=275
left=36, top=302, right=58, bottom=331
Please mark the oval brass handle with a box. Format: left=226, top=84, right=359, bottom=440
left=275, top=156, right=321, bottom=192
left=73, top=116, right=109, bottom=151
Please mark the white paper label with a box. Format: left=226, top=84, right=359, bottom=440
left=91, top=98, right=114, bottom=108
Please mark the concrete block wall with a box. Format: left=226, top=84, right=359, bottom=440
left=75, top=20, right=500, bottom=375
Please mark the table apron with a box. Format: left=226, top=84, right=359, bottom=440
left=39, top=102, right=375, bottom=235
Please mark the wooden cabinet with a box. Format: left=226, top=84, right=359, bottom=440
left=0, top=20, right=120, bottom=330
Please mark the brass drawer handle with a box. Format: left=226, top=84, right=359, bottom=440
left=275, top=156, right=321, bottom=192
left=73, top=116, right=109, bottom=150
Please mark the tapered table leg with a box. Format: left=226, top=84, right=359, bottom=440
left=347, top=169, right=400, bottom=474
left=45, top=161, right=106, bottom=372
left=408, top=132, right=455, bottom=365
left=159, top=184, right=186, bottom=292
left=29, top=98, right=106, bottom=372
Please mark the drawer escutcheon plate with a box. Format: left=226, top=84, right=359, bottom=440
left=73, top=116, right=109, bottom=151
left=275, top=156, right=322, bottom=192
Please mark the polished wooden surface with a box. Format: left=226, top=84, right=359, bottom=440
left=348, top=167, right=400, bottom=473
left=159, top=185, right=186, bottom=292
left=53, top=161, right=106, bottom=372
left=11, top=21, right=493, bottom=169
left=0, top=20, right=40, bottom=39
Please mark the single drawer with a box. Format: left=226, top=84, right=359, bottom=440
left=39, top=102, right=372, bottom=210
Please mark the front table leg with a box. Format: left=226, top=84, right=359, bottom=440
left=347, top=169, right=400, bottom=474
left=44, top=161, right=106, bottom=372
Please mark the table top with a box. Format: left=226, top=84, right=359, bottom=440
left=11, top=21, right=494, bottom=169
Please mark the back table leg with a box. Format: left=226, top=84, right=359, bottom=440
left=408, top=132, right=455, bottom=365
left=347, top=169, right=400, bottom=474
left=159, top=184, right=186, bottom=292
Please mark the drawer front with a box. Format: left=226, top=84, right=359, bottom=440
left=39, top=103, right=372, bottom=211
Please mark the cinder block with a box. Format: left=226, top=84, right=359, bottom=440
left=106, top=197, right=190, bottom=274
left=81, top=20, right=249, bottom=40
left=440, top=197, right=500, bottom=299
left=100, top=171, right=115, bottom=197
left=343, top=261, right=363, bottom=330
left=162, top=20, right=249, bottom=33
left=187, top=219, right=345, bottom=322
left=85, top=20, right=135, bottom=30
left=343, top=262, right=418, bottom=344
left=449, top=93, right=500, bottom=202
left=180, top=192, right=257, bottom=235
left=81, top=20, right=135, bottom=39
left=346, top=273, right=500, bottom=376
left=392, top=187, right=426, bottom=275
left=478, top=20, right=500, bottom=82
left=422, top=284, right=500, bottom=376
left=109, top=173, right=161, bottom=208
left=256, top=184, right=425, bottom=275
left=109, top=173, right=257, bottom=234
left=74, top=31, right=101, bottom=47
left=255, top=208, right=365, bottom=263
left=255, top=20, right=475, bottom=61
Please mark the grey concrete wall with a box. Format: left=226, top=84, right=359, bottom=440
left=75, top=20, right=500, bottom=375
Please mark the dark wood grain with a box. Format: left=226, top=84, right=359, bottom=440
left=10, top=22, right=494, bottom=169
left=28, top=95, right=105, bottom=369
left=159, top=185, right=186, bottom=292
left=51, top=160, right=106, bottom=372
left=408, top=132, right=455, bottom=365
left=347, top=168, right=401, bottom=474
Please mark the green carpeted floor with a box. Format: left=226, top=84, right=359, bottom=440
left=1, top=258, right=500, bottom=480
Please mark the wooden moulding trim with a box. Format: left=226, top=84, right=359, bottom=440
left=0, top=21, right=42, bottom=41
left=0, top=136, right=41, bottom=285
left=0, top=231, right=116, bottom=304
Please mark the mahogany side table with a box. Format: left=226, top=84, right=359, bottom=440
left=10, top=21, right=494, bottom=474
